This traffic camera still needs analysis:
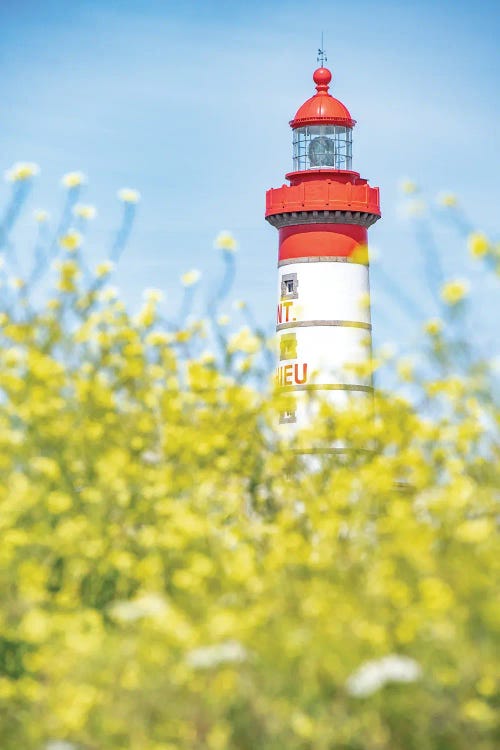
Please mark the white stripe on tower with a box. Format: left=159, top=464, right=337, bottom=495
left=276, top=257, right=372, bottom=433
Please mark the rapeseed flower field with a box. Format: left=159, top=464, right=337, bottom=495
left=0, top=164, right=498, bottom=749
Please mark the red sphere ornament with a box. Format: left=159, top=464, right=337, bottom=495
left=313, top=66, right=332, bottom=90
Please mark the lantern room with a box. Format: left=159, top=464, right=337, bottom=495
left=290, top=67, right=356, bottom=172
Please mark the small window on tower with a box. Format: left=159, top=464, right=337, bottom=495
left=281, top=272, right=298, bottom=300
left=279, top=410, right=297, bottom=424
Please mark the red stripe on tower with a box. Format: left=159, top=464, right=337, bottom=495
left=278, top=224, right=368, bottom=261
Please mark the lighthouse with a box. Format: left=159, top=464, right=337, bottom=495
left=266, top=63, right=381, bottom=434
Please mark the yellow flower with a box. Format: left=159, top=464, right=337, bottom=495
left=214, top=230, right=238, bottom=253
left=118, top=187, right=141, bottom=204
left=440, top=279, right=469, bottom=305
left=56, top=259, right=78, bottom=275
left=135, top=303, right=156, bottom=328
left=145, top=331, right=171, bottom=346
left=59, top=231, right=83, bottom=251
left=350, top=244, right=369, bottom=265
left=402, top=198, right=427, bottom=218
left=3, top=347, right=24, bottom=366
left=33, top=209, right=49, bottom=223
left=4, top=161, right=40, bottom=182
left=73, top=203, right=97, bottom=220
left=56, top=260, right=80, bottom=293
left=217, top=314, right=230, bottom=326
left=462, top=699, right=496, bottom=725
left=180, top=269, right=201, bottom=287
left=143, top=288, right=163, bottom=303
left=0, top=188, right=497, bottom=747
left=30, top=456, right=61, bottom=479
left=476, top=676, right=496, bottom=697
left=397, top=357, right=415, bottom=382
left=358, top=291, right=371, bottom=310
left=291, top=712, right=315, bottom=739
left=468, top=232, right=489, bottom=259
left=98, top=285, right=119, bottom=301
left=228, top=327, right=261, bottom=355
left=47, top=491, right=72, bottom=514
left=20, top=609, right=50, bottom=643
left=200, top=350, right=216, bottom=364
left=61, top=171, right=86, bottom=188
left=424, top=318, right=442, bottom=336
left=399, top=178, right=418, bottom=195
left=456, top=518, right=492, bottom=544
left=437, top=191, right=458, bottom=208
left=95, top=261, right=115, bottom=277
left=379, top=342, right=397, bottom=359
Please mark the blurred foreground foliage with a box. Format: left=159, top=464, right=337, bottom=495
left=0, top=260, right=498, bottom=750
left=0, top=169, right=499, bottom=750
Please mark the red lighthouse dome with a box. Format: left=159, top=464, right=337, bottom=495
left=290, top=68, right=356, bottom=129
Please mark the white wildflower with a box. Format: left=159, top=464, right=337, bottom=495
left=34, top=209, right=50, bottom=223
left=118, top=187, right=141, bottom=204
left=440, top=278, right=470, bottom=306
left=73, top=203, right=97, bottom=220
left=214, top=230, right=238, bottom=253
left=141, top=450, right=162, bottom=465
left=346, top=654, right=422, bottom=697
left=180, top=269, right=201, bottom=287
left=187, top=640, right=248, bottom=669
left=437, top=191, right=458, bottom=208
left=294, top=501, right=306, bottom=516
left=5, top=162, right=40, bottom=182
left=109, top=593, right=168, bottom=623
left=61, top=171, right=86, bottom=189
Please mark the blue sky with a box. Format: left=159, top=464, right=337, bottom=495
left=1, top=0, right=499, bottom=355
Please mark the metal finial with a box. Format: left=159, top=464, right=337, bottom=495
left=317, top=32, right=327, bottom=67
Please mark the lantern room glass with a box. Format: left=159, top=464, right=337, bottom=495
left=293, top=125, right=352, bottom=171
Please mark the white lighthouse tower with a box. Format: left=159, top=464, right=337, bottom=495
left=266, top=64, right=381, bottom=434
